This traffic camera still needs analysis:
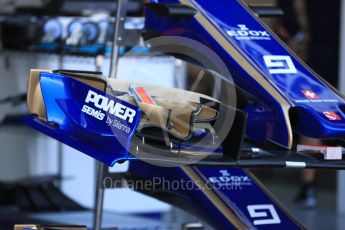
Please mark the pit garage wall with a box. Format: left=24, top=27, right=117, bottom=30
left=0, top=52, right=187, bottom=213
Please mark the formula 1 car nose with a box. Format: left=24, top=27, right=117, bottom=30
left=145, top=0, right=345, bottom=148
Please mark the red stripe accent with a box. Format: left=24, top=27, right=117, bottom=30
left=136, top=87, right=155, bottom=105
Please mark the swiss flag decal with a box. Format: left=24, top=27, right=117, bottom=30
left=301, top=90, right=318, bottom=99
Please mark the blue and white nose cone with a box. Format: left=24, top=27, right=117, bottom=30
left=145, top=0, right=345, bottom=148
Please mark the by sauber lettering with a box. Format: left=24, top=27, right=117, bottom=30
left=227, top=24, right=270, bottom=40
left=84, top=90, right=136, bottom=123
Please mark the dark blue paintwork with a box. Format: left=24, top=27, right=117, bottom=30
left=24, top=1, right=343, bottom=228
left=128, top=161, right=302, bottom=229
left=26, top=72, right=222, bottom=165
left=28, top=73, right=141, bottom=166
left=146, top=0, right=345, bottom=147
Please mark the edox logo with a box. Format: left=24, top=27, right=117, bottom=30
left=208, top=170, right=252, bottom=187
left=226, top=24, right=271, bottom=40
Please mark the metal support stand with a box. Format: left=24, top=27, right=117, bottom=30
left=57, top=50, right=64, bottom=189
left=93, top=162, right=106, bottom=230
left=57, top=142, right=63, bottom=188
left=337, top=0, right=345, bottom=215
left=93, top=0, right=128, bottom=229
left=109, top=0, right=128, bottom=79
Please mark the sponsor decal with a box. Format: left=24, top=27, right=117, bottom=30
left=208, top=170, right=252, bottom=187
left=129, top=85, right=157, bottom=105
left=323, top=111, right=342, bottom=121
left=226, top=24, right=271, bottom=40
left=296, top=90, right=338, bottom=103
left=295, top=99, right=339, bottom=103
left=81, top=105, right=105, bottom=121
left=301, top=90, right=318, bottom=99
left=263, top=55, right=297, bottom=74
left=84, top=90, right=136, bottom=123
left=247, top=204, right=281, bottom=225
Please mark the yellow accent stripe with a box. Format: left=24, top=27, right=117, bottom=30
left=179, top=0, right=293, bottom=147
left=182, top=166, right=247, bottom=229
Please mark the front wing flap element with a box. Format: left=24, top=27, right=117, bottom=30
left=27, top=72, right=141, bottom=166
